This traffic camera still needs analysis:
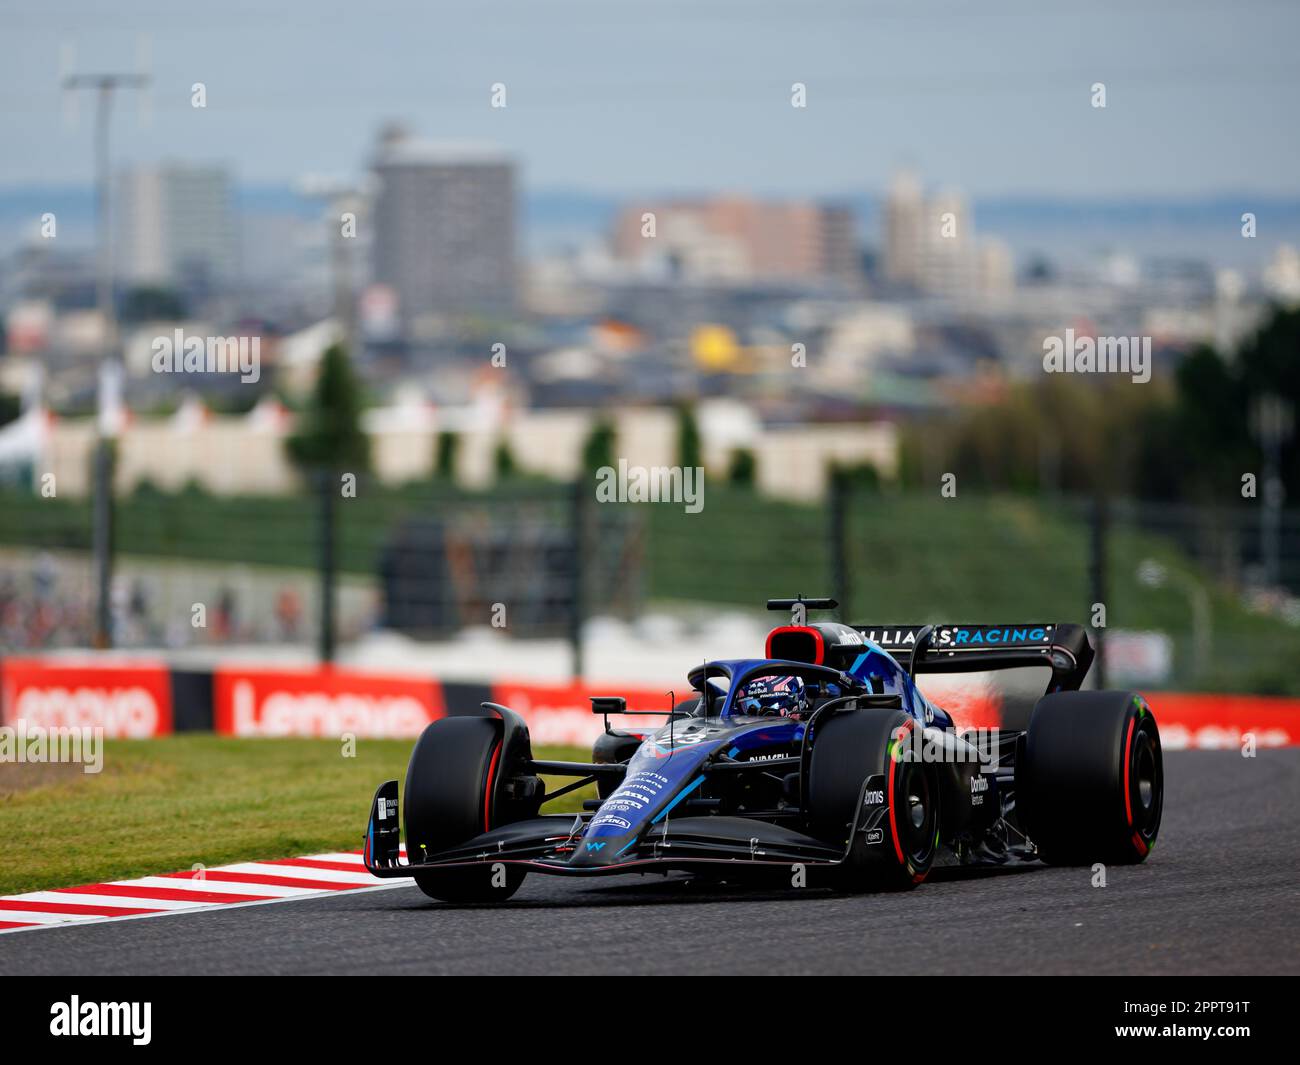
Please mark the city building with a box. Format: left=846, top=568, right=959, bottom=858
left=977, top=238, right=1016, bottom=299
left=1263, top=244, right=1300, bottom=306
left=116, top=163, right=238, bottom=293
left=921, top=189, right=974, bottom=302
left=611, top=195, right=860, bottom=285
left=881, top=172, right=997, bottom=304
left=882, top=170, right=924, bottom=287
left=370, top=128, right=517, bottom=338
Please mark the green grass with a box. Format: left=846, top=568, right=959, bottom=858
left=0, top=736, right=595, bottom=896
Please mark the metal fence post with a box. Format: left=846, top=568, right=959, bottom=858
left=829, top=469, right=850, bottom=621
left=91, top=439, right=115, bottom=649
left=1089, top=493, right=1109, bottom=689
left=318, top=468, right=337, bottom=664
left=569, top=480, right=587, bottom=681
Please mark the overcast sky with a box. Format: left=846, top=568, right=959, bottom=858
left=2, top=0, right=1298, bottom=197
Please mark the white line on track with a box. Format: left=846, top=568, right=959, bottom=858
left=0, top=909, right=91, bottom=925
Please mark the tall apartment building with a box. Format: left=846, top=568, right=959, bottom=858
left=117, top=163, right=238, bottom=290
left=882, top=172, right=1008, bottom=302
left=882, top=170, right=925, bottom=287
left=611, top=195, right=859, bottom=285
left=920, top=189, right=975, bottom=302
left=370, top=131, right=517, bottom=337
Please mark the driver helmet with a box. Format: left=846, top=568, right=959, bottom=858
left=737, top=675, right=809, bottom=719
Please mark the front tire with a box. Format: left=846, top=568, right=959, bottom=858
left=1018, top=690, right=1163, bottom=865
left=413, top=865, right=525, bottom=903
left=404, top=716, right=528, bottom=903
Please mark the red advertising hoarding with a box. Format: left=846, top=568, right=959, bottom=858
left=213, top=665, right=444, bottom=738
left=487, top=679, right=678, bottom=746
left=0, top=658, right=173, bottom=737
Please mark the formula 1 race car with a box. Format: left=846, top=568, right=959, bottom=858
left=363, top=597, right=1163, bottom=901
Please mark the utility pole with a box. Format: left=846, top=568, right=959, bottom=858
left=298, top=176, right=363, bottom=664
left=63, top=71, right=149, bottom=649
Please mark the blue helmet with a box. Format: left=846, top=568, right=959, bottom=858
left=737, top=675, right=809, bottom=719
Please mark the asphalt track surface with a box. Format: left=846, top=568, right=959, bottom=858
left=2, top=750, right=1296, bottom=975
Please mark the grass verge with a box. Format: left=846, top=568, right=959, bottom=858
left=0, top=736, right=595, bottom=896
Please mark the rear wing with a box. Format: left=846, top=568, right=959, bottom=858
left=852, top=623, right=1094, bottom=691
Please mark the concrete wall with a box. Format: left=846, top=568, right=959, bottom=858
left=41, top=406, right=897, bottom=502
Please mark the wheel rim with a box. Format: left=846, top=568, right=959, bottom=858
left=897, top=763, right=936, bottom=862
left=1136, top=742, right=1156, bottom=810
left=1129, top=719, right=1163, bottom=839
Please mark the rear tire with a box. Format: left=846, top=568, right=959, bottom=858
left=1018, top=690, right=1163, bottom=865
left=404, top=716, right=528, bottom=903
left=808, top=709, right=939, bottom=891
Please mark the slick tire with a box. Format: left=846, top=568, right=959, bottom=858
left=404, top=716, right=527, bottom=903
left=1018, top=690, right=1163, bottom=865
left=808, top=708, right=939, bottom=892
left=412, top=864, right=525, bottom=904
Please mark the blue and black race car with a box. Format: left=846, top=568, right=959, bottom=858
left=363, top=597, right=1163, bottom=901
